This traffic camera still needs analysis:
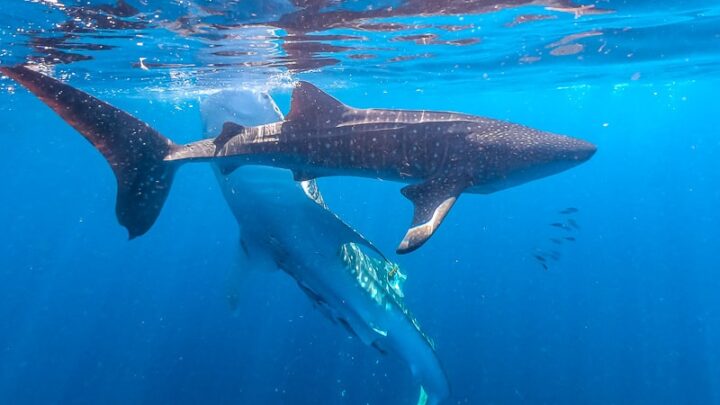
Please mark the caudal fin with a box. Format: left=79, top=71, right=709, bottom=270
left=2, top=65, right=178, bottom=238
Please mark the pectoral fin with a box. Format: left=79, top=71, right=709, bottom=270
left=397, top=178, right=467, bottom=254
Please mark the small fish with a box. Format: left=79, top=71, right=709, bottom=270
left=550, top=238, right=563, bottom=244
left=541, top=262, right=548, bottom=271
left=567, top=218, right=580, bottom=229
left=550, top=222, right=572, bottom=231
left=564, top=237, right=576, bottom=242
left=533, top=254, right=547, bottom=262
left=548, top=251, right=561, bottom=261
left=560, top=207, right=579, bottom=214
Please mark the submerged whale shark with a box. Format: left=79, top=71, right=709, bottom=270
left=1, top=64, right=450, bottom=404
left=1, top=65, right=596, bottom=254
left=201, top=90, right=449, bottom=404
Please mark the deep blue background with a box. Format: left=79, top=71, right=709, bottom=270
left=1, top=76, right=718, bottom=404
left=1, top=0, right=720, bottom=402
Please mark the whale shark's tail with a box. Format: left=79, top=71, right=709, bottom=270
left=1, top=65, right=179, bottom=238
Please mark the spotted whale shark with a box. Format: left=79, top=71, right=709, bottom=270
left=201, top=89, right=448, bottom=404
left=2, top=65, right=595, bottom=253
left=1, top=65, right=449, bottom=404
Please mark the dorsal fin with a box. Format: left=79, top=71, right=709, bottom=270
left=286, top=81, right=350, bottom=126
left=214, top=121, right=244, bottom=151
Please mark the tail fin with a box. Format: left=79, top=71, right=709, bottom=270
left=2, top=65, right=178, bottom=238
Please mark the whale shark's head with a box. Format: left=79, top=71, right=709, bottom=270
left=471, top=122, right=596, bottom=192
left=527, top=131, right=597, bottom=173
left=513, top=131, right=595, bottom=187
left=201, top=89, right=283, bottom=139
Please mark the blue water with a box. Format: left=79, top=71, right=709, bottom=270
left=1, top=0, right=720, bottom=403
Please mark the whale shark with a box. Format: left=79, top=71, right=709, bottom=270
left=201, top=90, right=449, bottom=404
left=1, top=65, right=595, bottom=253
left=1, top=64, right=450, bottom=404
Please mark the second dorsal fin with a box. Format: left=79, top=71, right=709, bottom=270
left=214, top=121, right=245, bottom=151
left=286, top=81, right=350, bottom=127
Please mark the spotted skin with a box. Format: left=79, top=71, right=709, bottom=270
left=4, top=65, right=595, bottom=254
left=169, top=82, right=597, bottom=253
